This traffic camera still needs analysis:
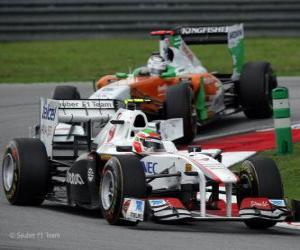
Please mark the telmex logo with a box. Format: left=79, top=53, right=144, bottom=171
left=66, top=172, right=85, bottom=185
left=181, top=26, right=228, bottom=35
left=42, top=104, right=56, bottom=121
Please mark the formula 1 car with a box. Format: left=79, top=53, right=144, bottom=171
left=53, top=23, right=277, bottom=143
left=2, top=98, right=289, bottom=229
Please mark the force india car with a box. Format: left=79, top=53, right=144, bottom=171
left=53, top=23, right=277, bottom=143
left=2, top=98, right=290, bottom=229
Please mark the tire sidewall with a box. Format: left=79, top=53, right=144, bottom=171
left=2, top=141, right=21, bottom=204
left=239, top=62, right=276, bottom=118
left=237, top=160, right=259, bottom=204
left=100, top=158, right=124, bottom=224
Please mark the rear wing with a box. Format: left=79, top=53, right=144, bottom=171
left=181, top=24, right=244, bottom=80
left=176, top=24, right=243, bottom=45
left=178, top=26, right=229, bottom=45
left=152, top=23, right=244, bottom=80
left=39, top=98, right=118, bottom=157
left=178, top=24, right=244, bottom=80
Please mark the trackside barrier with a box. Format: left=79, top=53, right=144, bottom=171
left=272, top=87, right=293, bottom=154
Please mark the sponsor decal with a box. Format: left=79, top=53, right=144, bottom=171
left=250, top=200, right=270, bottom=208
left=66, top=172, right=84, bottom=185
left=87, top=168, right=94, bottom=182
left=181, top=26, right=228, bottom=35
left=269, top=199, right=286, bottom=207
left=59, top=100, right=114, bottom=109
left=240, top=198, right=272, bottom=210
left=107, top=126, right=116, bottom=142
left=42, top=104, right=57, bottom=121
left=149, top=199, right=167, bottom=207
left=141, top=161, right=157, bottom=174
left=229, top=29, right=243, bottom=40
left=122, top=198, right=145, bottom=222
left=122, top=199, right=131, bottom=215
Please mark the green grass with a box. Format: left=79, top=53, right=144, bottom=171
left=0, top=37, right=300, bottom=83
left=260, top=143, right=300, bottom=200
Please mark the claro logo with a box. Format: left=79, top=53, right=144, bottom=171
left=66, top=172, right=84, bottom=185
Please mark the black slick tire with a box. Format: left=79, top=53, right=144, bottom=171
left=165, top=83, right=196, bottom=144
left=237, top=156, right=283, bottom=229
left=100, top=155, right=147, bottom=225
left=239, top=61, right=277, bottom=119
left=2, top=138, right=49, bottom=205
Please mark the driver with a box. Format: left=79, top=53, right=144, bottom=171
left=132, top=129, right=165, bottom=153
left=147, top=54, right=168, bottom=76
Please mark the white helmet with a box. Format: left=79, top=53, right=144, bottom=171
left=147, top=54, right=167, bottom=75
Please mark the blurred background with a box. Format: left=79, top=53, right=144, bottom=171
left=0, top=0, right=299, bottom=83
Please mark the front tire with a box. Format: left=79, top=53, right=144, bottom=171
left=237, top=156, right=283, bottom=229
left=239, top=61, right=277, bottom=119
left=2, top=138, right=49, bottom=205
left=100, top=156, right=147, bottom=225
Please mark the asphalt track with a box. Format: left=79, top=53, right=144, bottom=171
left=0, top=77, right=300, bottom=250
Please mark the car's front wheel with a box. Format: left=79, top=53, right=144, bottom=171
left=236, top=156, right=283, bottom=229
left=100, top=155, right=147, bottom=225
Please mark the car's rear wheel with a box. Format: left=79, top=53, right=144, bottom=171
left=165, top=82, right=196, bottom=144
left=100, top=155, right=147, bottom=225
left=2, top=138, right=50, bottom=205
left=53, top=85, right=81, bottom=100
left=239, top=61, right=277, bottom=119
left=237, top=156, right=283, bottom=229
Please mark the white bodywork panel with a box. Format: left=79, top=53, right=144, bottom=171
left=40, top=98, right=117, bottom=157
left=40, top=98, right=59, bottom=156
left=90, top=82, right=131, bottom=100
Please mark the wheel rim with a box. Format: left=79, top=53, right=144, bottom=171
left=2, top=154, right=15, bottom=191
left=101, top=170, right=115, bottom=210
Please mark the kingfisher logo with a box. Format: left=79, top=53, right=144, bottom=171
left=66, top=172, right=84, bottom=185
left=181, top=26, right=228, bottom=35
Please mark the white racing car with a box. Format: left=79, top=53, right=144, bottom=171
left=2, top=99, right=290, bottom=229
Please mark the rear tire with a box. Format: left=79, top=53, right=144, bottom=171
left=53, top=85, right=81, bottom=100
left=100, top=156, right=147, bottom=225
left=2, top=138, right=49, bottom=205
left=237, top=156, right=283, bottom=229
left=165, top=83, right=196, bottom=144
left=239, top=61, right=277, bottom=119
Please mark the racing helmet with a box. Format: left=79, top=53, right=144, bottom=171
left=132, top=129, right=165, bottom=153
left=147, top=54, right=167, bottom=75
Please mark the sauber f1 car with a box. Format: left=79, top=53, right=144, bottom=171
left=2, top=98, right=290, bottom=229
left=53, top=23, right=277, bottom=143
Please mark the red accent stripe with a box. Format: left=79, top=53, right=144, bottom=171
left=188, top=157, right=222, bottom=183
left=193, top=128, right=300, bottom=152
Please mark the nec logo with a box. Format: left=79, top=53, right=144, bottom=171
left=141, top=162, right=157, bottom=174
left=42, top=104, right=57, bottom=121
